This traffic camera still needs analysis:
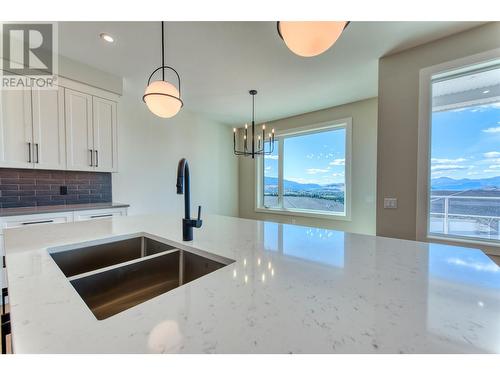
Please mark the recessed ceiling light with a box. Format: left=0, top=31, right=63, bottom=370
left=99, top=33, right=114, bottom=43
left=483, top=90, right=490, bottom=94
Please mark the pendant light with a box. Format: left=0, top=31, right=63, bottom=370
left=233, top=90, right=275, bottom=159
left=277, top=21, right=349, bottom=57
left=143, top=21, right=183, bottom=118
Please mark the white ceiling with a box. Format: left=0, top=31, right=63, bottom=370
left=58, top=21, right=485, bottom=125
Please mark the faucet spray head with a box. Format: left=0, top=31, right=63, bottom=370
left=176, top=158, right=187, bottom=194
left=176, top=177, right=183, bottom=194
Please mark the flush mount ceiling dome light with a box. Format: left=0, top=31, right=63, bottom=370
left=142, top=21, right=183, bottom=118
left=277, top=21, right=349, bottom=57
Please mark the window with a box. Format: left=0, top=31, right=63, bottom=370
left=427, top=60, right=500, bottom=243
left=258, top=119, right=351, bottom=218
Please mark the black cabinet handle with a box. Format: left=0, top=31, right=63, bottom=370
left=95, top=150, right=98, bottom=168
left=21, top=220, right=54, bottom=225
left=89, top=149, right=93, bottom=167
left=27, top=142, right=31, bottom=163
left=90, top=214, right=112, bottom=219
left=34, top=143, right=39, bottom=163
left=2, top=256, right=4, bottom=268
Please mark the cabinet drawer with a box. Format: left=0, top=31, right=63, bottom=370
left=74, top=207, right=127, bottom=221
left=0, top=212, right=73, bottom=230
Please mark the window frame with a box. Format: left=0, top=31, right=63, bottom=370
left=255, top=118, right=352, bottom=221
left=416, top=48, right=500, bottom=251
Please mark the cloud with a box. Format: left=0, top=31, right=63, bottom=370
left=264, top=155, right=278, bottom=160
left=306, top=153, right=314, bottom=159
left=431, top=171, right=446, bottom=178
left=470, top=103, right=500, bottom=113
left=446, top=257, right=499, bottom=273
left=483, top=127, right=500, bottom=133
left=430, top=164, right=468, bottom=171
left=431, top=158, right=466, bottom=164
left=265, top=166, right=271, bottom=171
left=483, top=151, right=500, bottom=158
left=329, top=158, right=345, bottom=166
left=331, top=172, right=345, bottom=177
left=306, top=168, right=330, bottom=175
left=488, top=165, right=500, bottom=169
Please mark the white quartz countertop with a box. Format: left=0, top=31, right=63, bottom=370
left=4, top=214, right=500, bottom=353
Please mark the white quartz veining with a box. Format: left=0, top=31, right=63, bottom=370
left=4, top=214, right=500, bottom=353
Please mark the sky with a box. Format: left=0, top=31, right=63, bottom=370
left=264, top=127, right=346, bottom=185
left=263, top=99, right=500, bottom=186
left=431, top=102, right=500, bottom=180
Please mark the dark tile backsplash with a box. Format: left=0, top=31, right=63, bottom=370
left=0, top=168, right=112, bottom=208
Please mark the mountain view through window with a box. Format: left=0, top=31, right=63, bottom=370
left=263, top=126, right=347, bottom=214
left=429, top=64, right=500, bottom=242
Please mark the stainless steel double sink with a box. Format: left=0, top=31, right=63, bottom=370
left=49, top=236, right=233, bottom=320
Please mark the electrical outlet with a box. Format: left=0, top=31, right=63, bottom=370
left=384, top=198, right=397, bottom=209
left=60, top=186, right=68, bottom=195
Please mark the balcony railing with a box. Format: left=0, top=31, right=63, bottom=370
left=430, top=194, right=500, bottom=241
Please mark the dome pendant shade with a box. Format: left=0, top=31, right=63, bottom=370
left=143, top=80, right=183, bottom=118
left=277, top=21, right=348, bottom=57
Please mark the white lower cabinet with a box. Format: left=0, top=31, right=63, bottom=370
left=74, top=207, right=127, bottom=221
left=0, top=212, right=74, bottom=230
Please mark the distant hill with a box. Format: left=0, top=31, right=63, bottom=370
left=264, top=177, right=344, bottom=191
left=264, top=175, right=500, bottom=192
left=431, top=176, right=500, bottom=191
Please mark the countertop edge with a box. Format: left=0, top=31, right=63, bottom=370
left=0, top=203, right=130, bottom=217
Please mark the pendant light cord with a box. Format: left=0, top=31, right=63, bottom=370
left=161, top=21, right=165, bottom=81
left=252, top=94, right=255, bottom=123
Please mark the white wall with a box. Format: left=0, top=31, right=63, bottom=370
left=58, top=55, right=123, bottom=95
left=112, top=79, right=238, bottom=217
left=239, top=98, right=378, bottom=235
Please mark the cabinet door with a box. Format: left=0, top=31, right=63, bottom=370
left=65, top=89, right=94, bottom=171
left=32, top=86, right=66, bottom=170
left=0, top=88, right=33, bottom=168
left=92, top=97, right=117, bottom=172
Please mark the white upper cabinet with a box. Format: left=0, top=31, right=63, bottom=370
left=92, top=96, right=117, bottom=172
left=0, top=88, right=33, bottom=168
left=0, top=81, right=118, bottom=173
left=31, top=86, right=66, bottom=170
left=65, top=89, right=95, bottom=171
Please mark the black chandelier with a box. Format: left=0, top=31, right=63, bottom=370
left=233, top=90, right=275, bottom=158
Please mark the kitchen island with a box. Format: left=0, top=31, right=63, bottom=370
left=3, top=214, right=500, bottom=353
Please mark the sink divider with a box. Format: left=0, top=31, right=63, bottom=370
left=67, top=248, right=181, bottom=282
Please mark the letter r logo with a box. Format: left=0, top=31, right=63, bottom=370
left=2, top=23, right=53, bottom=75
